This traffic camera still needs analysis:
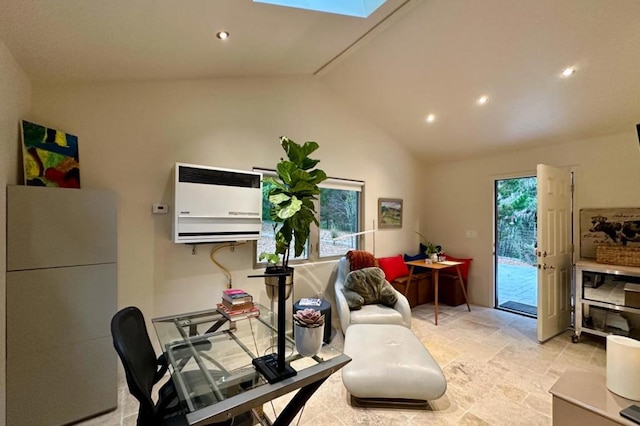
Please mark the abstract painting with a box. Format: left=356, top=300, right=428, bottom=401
left=21, top=120, right=80, bottom=188
left=378, top=198, right=403, bottom=228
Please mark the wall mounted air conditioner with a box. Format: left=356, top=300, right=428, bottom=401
left=173, top=163, right=262, bottom=243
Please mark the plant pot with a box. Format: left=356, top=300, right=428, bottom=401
left=294, top=323, right=323, bottom=357
left=264, top=266, right=294, bottom=301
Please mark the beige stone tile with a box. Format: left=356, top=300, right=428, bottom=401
left=329, top=404, right=414, bottom=425
left=467, top=386, right=551, bottom=426
left=297, top=411, right=348, bottom=425
left=418, top=338, right=461, bottom=367
left=442, top=357, right=507, bottom=411
left=523, top=393, right=552, bottom=417
left=457, top=411, right=493, bottom=425
left=427, top=388, right=480, bottom=423
left=589, top=346, right=607, bottom=369
left=494, top=383, right=527, bottom=403
left=77, top=409, right=121, bottom=426
left=404, top=392, right=467, bottom=425
left=445, top=332, right=510, bottom=364
left=546, top=339, right=607, bottom=379
left=558, top=339, right=597, bottom=363
left=121, top=413, right=137, bottom=426
left=489, top=342, right=559, bottom=375
left=500, top=368, right=558, bottom=400
left=119, top=386, right=141, bottom=419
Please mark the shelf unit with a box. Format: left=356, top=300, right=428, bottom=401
left=574, top=259, right=640, bottom=343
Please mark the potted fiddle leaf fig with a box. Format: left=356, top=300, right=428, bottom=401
left=259, top=136, right=327, bottom=299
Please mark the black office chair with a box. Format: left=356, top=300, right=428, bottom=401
left=111, top=306, right=254, bottom=426
left=111, top=306, right=186, bottom=426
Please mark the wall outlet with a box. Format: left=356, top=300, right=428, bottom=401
left=153, top=203, right=169, bottom=214
left=465, top=230, right=478, bottom=239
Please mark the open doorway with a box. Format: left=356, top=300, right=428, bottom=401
left=495, top=176, right=538, bottom=317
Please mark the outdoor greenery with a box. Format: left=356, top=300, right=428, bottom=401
left=319, top=188, right=358, bottom=235
left=496, top=177, right=537, bottom=264
left=262, top=186, right=357, bottom=235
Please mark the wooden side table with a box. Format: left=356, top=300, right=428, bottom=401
left=404, top=259, right=471, bottom=325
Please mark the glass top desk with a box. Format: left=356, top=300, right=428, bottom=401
left=152, top=305, right=350, bottom=426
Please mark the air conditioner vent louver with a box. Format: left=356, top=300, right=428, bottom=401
left=179, top=165, right=260, bottom=188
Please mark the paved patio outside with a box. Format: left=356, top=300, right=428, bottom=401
left=497, top=258, right=537, bottom=315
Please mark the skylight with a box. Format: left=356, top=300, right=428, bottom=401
left=253, top=0, right=387, bottom=18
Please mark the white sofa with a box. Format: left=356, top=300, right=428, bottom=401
left=333, top=257, right=412, bottom=334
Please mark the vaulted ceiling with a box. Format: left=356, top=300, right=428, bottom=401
left=2, top=0, right=639, bottom=163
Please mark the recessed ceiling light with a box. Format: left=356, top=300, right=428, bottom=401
left=216, top=31, right=230, bottom=40
left=426, top=114, right=436, bottom=123
left=561, top=67, right=575, bottom=77
left=477, top=95, right=489, bottom=105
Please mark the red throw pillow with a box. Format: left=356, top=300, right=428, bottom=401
left=377, top=255, right=410, bottom=282
left=441, top=253, right=473, bottom=281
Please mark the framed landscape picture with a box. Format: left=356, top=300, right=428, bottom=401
left=378, top=198, right=403, bottom=228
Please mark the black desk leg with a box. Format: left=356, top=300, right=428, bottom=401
left=273, top=377, right=328, bottom=426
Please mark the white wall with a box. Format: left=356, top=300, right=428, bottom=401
left=422, top=132, right=640, bottom=307
left=29, top=76, right=422, bottom=319
left=0, top=38, right=31, bottom=426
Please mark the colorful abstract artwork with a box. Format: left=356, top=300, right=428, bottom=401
left=21, top=120, right=80, bottom=188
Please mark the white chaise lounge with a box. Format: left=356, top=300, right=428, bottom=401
left=333, top=256, right=447, bottom=406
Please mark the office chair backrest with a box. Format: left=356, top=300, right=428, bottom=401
left=111, top=306, right=163, bottom=424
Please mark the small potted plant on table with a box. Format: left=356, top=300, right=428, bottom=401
left=416, top=231, right=442, bottom=262
left=293, top=308, right=325, bottom=357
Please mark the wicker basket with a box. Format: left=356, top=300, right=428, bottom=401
left=596, top=245, right=640, bottom=267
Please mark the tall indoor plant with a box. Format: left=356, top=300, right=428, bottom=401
left=259, top=136, right=327, bottom=298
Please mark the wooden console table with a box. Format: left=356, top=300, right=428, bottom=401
left=550, top=370, right=638, bottom=426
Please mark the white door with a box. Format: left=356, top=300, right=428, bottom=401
left=537, top=164, right=572, bottom=343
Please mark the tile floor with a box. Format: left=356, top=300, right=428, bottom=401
left=83, top=304, right=606, bottom=426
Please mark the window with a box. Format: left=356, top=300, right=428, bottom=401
left=254, top=169, right=363, bottom=265
left=318, top=179, right=362, bottom=258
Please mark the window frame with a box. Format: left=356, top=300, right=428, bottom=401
left=253, top=168, right=363, bottom=268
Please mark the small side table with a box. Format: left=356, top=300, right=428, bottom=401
left=293, top=299, right=332, bottom=343
left=549, top=369, right=637, bottom=426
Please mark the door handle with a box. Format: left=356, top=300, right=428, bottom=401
left=537, top=264, right=555, bottom=270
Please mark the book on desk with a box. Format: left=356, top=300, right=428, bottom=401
left=217, top=289, right=260, bottom=320
left=222, top=288, right=254, bottom=304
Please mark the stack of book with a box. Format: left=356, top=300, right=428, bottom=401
left=217, top=288, right=260, bottom=319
